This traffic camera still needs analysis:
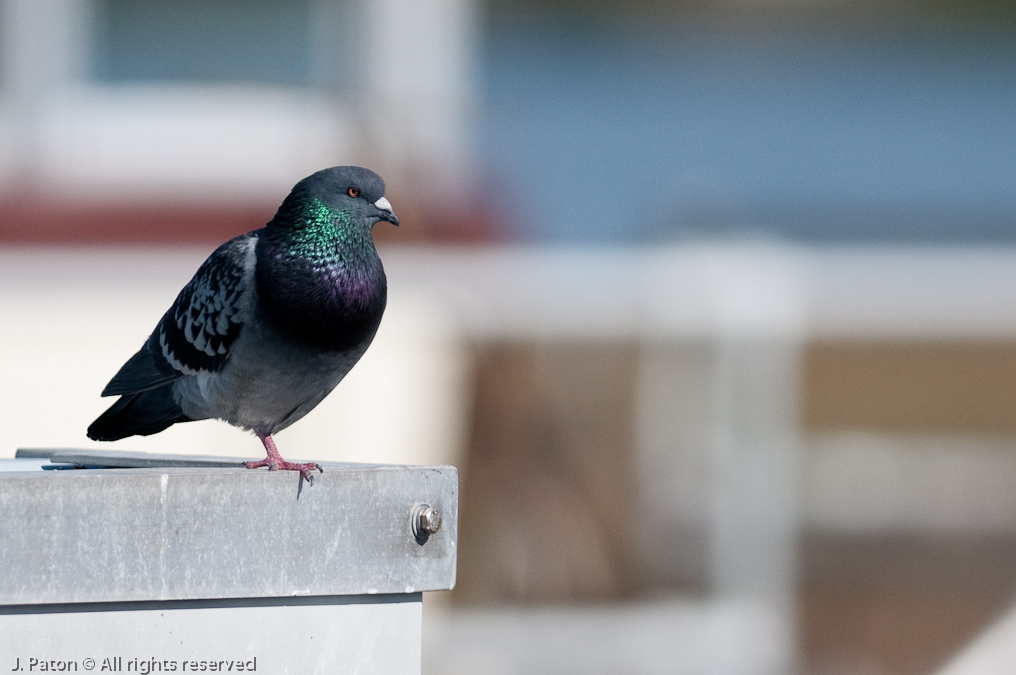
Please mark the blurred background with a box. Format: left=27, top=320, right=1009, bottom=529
left=2, top=0, right=1016, bottom=673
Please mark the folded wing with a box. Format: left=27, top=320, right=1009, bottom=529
left=101, top=234, right=254, bottom=397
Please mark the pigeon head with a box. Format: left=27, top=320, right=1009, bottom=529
left=268, top=166, right=399, bottom=237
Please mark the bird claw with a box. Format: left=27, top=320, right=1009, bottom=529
left=247, top=432, right=323, bottom=483
left=283, top=461, right=323, bottom=484
left=245, top=459, right=323, bottom=483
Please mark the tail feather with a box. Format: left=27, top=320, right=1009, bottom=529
left=87, top=386, right=191, bottom=441
left=101, top=342, right=181, bottom=397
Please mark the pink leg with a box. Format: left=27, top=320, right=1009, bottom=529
left=245, top=431, right=323, bottom=483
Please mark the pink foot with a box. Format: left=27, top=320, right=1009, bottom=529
left=245, top=431, right=323, bottom=483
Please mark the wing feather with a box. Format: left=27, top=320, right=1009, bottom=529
left=101, top=234, right=255, bottom=396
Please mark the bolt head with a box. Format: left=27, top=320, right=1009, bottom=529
left=418, top=506, right=442, bottom=535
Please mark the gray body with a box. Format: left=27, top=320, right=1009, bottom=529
left=171, top=234, right=371, bottom=435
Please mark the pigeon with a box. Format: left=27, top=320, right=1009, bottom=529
left=87, top=166, right=399, bottom=482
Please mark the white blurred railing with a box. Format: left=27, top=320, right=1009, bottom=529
left=936, top=603, right=1016, bottom=675
left=0, top=0, right=477, bottom=199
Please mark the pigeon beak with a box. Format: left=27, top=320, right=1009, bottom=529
left=374, top=196, right=399, bottom=226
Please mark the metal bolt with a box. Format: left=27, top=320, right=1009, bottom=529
left=419, top=505, right=442, bottom=535
left=412, top=503, right=442, bottom=540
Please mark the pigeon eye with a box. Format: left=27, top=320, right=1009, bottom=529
left=346, top=186, right=360, bottom=198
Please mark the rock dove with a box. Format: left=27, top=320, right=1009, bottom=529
left=87, top=166, right=399, bottom=482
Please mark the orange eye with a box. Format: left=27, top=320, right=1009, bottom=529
left=346, top=186, right=360, bottom=198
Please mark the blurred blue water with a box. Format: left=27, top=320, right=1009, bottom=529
left=479, top=25, right=1016, bottom=243
left=90, top=3, right=1016, bottom=244
left=94, top=0, right=310, bottom=85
